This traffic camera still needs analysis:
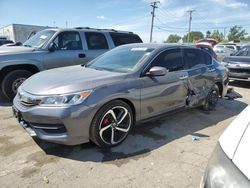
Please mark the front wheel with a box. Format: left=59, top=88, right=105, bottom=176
left=203, top=84, right=219, bottom=111
left=1, top=70, right=33, bottom=100
left=89, top=100, right=134, bottom=148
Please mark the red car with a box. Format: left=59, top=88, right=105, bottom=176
left=197, top=38, right=218, bottom=47
left=196, top=42, right=218, bottom=60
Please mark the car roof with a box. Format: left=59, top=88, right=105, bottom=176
left=117, top=43, right=197, bottom=51
left=42, top=27, right=136, bottom=34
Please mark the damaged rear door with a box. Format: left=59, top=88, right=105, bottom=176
left=183, top=48, right=215, bottom=106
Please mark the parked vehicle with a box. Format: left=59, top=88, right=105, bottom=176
left=0, top=39, right=14, bottom=46
left=196, top=42, right=217, bottom=60
left=197, top=38, right=218, bottom=47
left=200, top=105, right=250, bottom=188
left=214, top=44, right=236, bottom=62
left=0, top=27, right=142, bottom=99
left=13, top=43, right=229, bottom=147
left=221, top=43, right=241, bottom=51
left=0, top=23, right=50, bottom=43
left=221, top=45, right=250, bottom=81
left=214, top=44, right=238, bottom=54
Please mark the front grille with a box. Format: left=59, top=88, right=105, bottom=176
left=228, top=68, right=250, bottom=74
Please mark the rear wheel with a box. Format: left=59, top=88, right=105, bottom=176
left=90, top=100, right=134, bottom=148
left=203, top=84, right=219, bottom=111
left=1, top=70, right=33, bottom=100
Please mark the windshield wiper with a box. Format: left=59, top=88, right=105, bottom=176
left=92, top=67, right=105, bottom=71
left=87, top=66, right=107, bottom=71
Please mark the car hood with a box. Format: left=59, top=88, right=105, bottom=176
left=21, top=65, right=127, bottom=95
left=219, top=105, right=250, bottom=179
left=0, top=46, right=35, bottom=54
left=223, top=56, right=250, bottom=64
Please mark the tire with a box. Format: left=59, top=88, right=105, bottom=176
left=1, top=70, right=33, bottom=100
left=89, top=100, right=134, bottom=148
left=203, top=84, right=219, bottom=111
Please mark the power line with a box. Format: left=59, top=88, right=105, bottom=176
left=150, top=1, right=160, bottom=42
left=158, top=7, right=177, bottom=18
left=155, top=16, right=187, bottom=30
left=154, top=25, right=186, bottom=33
left=114, top=14, right=150, bottom=26
left=150, top=6, right=250, bottom=39
left=194, top=11, right=212, bottom=25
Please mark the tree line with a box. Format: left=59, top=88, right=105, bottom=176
left=165, top=25, right=249, bottom=43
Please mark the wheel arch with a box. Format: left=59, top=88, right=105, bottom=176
left=0, top=64, right=40, bottom=84
left=94, top=98, right=137, bottom=123
left=214, top=81, right=223, bottom=97
left=116, top=98, right=136, bottom=122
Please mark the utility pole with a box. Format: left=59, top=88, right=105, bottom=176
left=223, top=27, right=227, bottom=40
left=150, top=1, right=160, bottom=43
left=187, top=10, right=195, bottom=43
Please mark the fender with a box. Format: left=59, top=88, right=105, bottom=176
left=0, top=59, right=44, bottom=71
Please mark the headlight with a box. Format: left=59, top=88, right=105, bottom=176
left=39, top=90, right=92, bottom=106
left=220, top=61, right=228, bottom=66
left=202, top=143, right=250, bottom=188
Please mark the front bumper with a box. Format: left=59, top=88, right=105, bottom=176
left=228, top=68, right=250, bottom=81
left=13, top=95, right=97, bottom=145
left=200, top=143, right=250, bottom=188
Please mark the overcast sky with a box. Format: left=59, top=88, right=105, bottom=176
left=1, top=0, right=250, bottom=42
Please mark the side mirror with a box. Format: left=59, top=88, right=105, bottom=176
left=48, top=42, right=57, bottom=52
left=147, top=66, right=167, bottom=76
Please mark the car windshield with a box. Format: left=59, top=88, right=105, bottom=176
left=235, top=46, right=250, bottom=56
left=86, top=46, right=155, bottom=73
left=23, top=30, right=56, bottom=48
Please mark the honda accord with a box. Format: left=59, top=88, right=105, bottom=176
left=13, top=43, right=228, bottom=147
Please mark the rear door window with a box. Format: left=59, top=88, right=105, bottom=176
left=110, top=33, right=142, bottom=46
left=199, top=47, right=213, bottom=56
left=183, top=49, right=211, bottom=69
left=85, top=32, right=109, bottom=50
left=151, top=49, right=183, bottom=72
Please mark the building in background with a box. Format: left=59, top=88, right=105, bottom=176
left=0, top=24, right=51, bottom=43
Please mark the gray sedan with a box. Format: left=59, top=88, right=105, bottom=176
left=13, top=43, right=229, bottom=147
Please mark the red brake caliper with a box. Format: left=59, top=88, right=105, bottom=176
left=102, top=117, right=110, bottom=126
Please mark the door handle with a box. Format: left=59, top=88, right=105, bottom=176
left=78, top=53, right=86, bottom=58
left=179, top=75, right=188, bottom=80
left=208, top=68, right=215, bottom=72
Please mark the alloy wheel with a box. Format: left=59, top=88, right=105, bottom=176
left=99, top=106, right=132, bottom=145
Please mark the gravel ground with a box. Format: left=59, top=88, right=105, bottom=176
left=0, top=81, right=249, bottom=188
